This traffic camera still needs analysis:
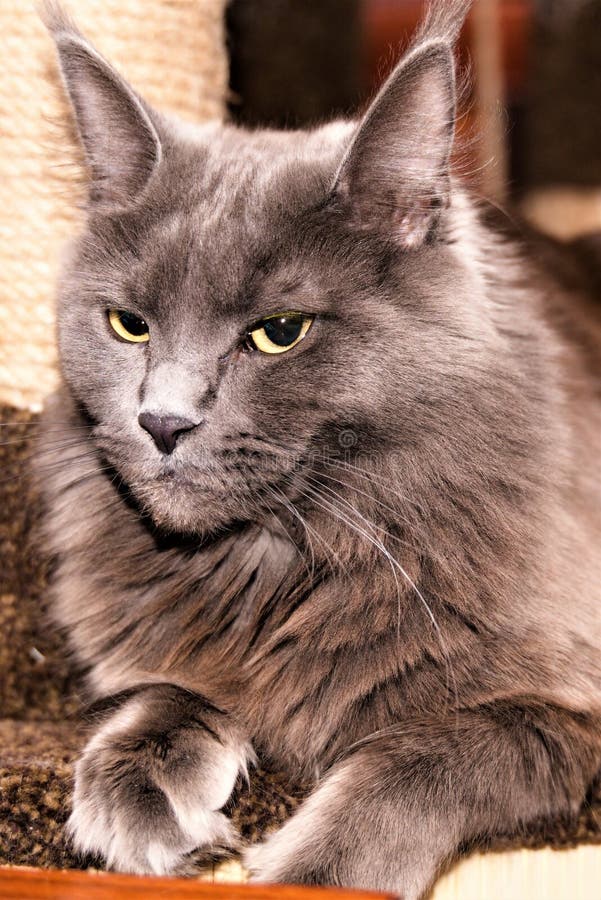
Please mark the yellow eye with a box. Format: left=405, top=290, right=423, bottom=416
left=247, top=312, right=313, bottom=354
left=108, top=308, right=150, bottom=343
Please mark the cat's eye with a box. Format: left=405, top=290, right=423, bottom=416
left=246, top=312, right=314, bottom=354
left=108, top=308, right=150, bottom=343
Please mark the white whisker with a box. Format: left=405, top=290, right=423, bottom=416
left=300, top=475, right=458, bottom=713
left=271, top=481, right=343, bottom=580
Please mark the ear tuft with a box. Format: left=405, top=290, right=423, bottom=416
left=414, top=0, right=472, bottom=46
left=40, top=0, right=80, bottom=40
left=334, top=0, right=471, bottom=250
left=43, top=2, right=162, bottom=212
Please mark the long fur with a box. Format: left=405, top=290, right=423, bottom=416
left=36, top=2, right=601, bottom=896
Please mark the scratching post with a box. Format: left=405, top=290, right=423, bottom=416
left=0, top=0, right=227, bottom=410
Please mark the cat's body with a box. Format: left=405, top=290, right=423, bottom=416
left=38, top=2, right=601, bottom=896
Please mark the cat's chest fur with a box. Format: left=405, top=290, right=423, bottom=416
left=38, top=387, right=600, bottom=776
left=37, top=409, right=373, bottom=767
left=37, top=399, right=480, bottom=771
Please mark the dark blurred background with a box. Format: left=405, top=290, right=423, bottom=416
left=226, top=0, right=601, bottom=234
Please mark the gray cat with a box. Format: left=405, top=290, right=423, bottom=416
left=37, top=1, right=601, bottom=897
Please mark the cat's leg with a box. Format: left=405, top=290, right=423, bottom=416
left=68, top=683, right=252, bottom=875
left=246, top=701, right=600, bottom=899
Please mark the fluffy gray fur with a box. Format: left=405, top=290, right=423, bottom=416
left=37, top=1, right=601, bottom=896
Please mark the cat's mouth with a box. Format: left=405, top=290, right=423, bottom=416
left=106, top=438, right=305, bottom=535
left=129, top=465, right=262, bottom=536
left=151, top=463, right=230, bottom=493
left=154, top=471, right=206, bottom=490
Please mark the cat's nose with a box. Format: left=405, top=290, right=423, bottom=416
left=138, top=412, right=200, bottom=455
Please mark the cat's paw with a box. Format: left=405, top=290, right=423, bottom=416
left=244, top=810, right=333, bottom=886
left=68, top=696, right=249, bottom=875
left=244, top=769, right=355, bottom=887
left=245, top=833, right=331, bottom=887
left=68, top=778, right=235, bottom=876
left=246, top=847, right=311, bottom=885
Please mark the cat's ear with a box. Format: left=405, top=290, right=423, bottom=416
left=44, top=5, right=162, bottom=212
left=334, top=3, right=468, bottom=249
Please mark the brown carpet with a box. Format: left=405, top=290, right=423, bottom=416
left=1, top=403, right=600, bottom=871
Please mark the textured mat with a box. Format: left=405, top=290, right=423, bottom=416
left=0, top=719, right=304, bottom=870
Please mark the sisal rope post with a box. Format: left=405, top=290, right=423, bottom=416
left=0, top=0, right=227, bottom=410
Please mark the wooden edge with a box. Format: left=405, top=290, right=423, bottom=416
left=0, top=867, right=397, bottom=900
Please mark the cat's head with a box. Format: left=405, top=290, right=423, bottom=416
left=46, top=1, right=481, bottom=536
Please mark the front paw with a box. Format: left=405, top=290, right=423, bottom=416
left=246, top=844, right=331, bottom=887
left=245, top=818, right=333, bottom=887
left=68, top=697, right=247, bottom=875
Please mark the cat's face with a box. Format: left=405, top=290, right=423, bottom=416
left=51, top=14, right=474, bottom=535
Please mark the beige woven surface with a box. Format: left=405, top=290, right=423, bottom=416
left=209, top=847, right=601, bottom=897
left=0, top=0, right=227, bottom=410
